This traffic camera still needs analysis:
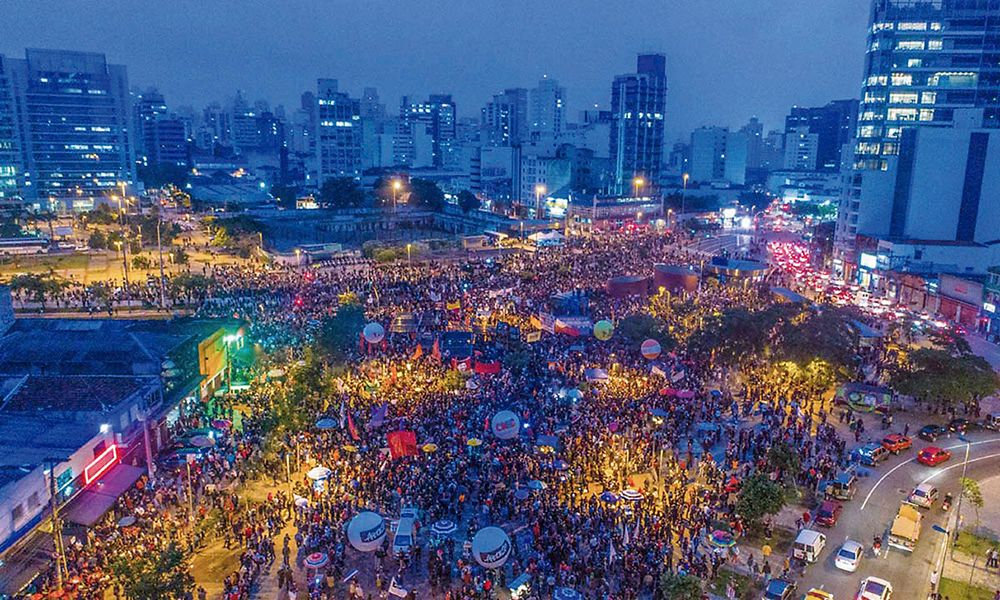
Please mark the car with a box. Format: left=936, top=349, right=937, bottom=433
left=814, top=500, right=843, bottom=527
left=834, top=539, right=863, bottom=572
left=762, top=578, right=796, bottom=600
left=917, top=446, right=952, bottom=466
left=983, top=413, right=1000, bottom=431
left=804, top=589, right=834, bottom=600
left=918, top=424, right=948, bottom=442
left=853, top=442, right=890, bottom=466
left=820, top=472, right=858, bottom=501
left=881, top=433, right=912, bottom=454
left=948, top=418, right=974, bottom=434
left=857, top=576, right=893, bottom=600
left=908, top=482, right=939, bottom=508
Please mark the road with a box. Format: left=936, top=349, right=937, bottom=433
left=794, top=431, right=1000, bottom=599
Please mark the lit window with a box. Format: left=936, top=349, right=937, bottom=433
left=907, top=58, right=923, bottom=68
left=896, top=40, right=925, bottom=51
left=928, top=39, right=943, bottom=50
left=891, top=73, right=913, bottom=86
left=887, top=108, right=918, bottom=121
left=920, top=109, right=935, bottom=121
left=921, top=91, right=937, bottom=104
left=889, top=92, right=919, bottom=104
left=898, top=22, right=928, bottom=31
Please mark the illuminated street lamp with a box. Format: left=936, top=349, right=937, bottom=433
left=406, top=243, right=412, bottom=266
left=392, top=179, right=402, bottom=211
left=633, top=176, right=645, bottom=198
left=534, top=183, right=547, bottom=219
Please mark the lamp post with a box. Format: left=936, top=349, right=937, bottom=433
left=406, top=243, right=412, bottom=266
left=681, top=173, right=689, bottom=219
left=392, top=179, right=402, bottom=212
left=534, top=183, right=547, bottom=220
left=632, top=176, right=645, bottom=198
left=952, top=434, right=972, bottom=558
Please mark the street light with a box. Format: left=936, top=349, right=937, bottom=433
left=952, top=434, right=973, bottom=557
left=633, top=176, right=645, bottom=198
left=406, top=243, right=412, bottom=266
left=534, top=183, right=547, bottom=219
left=681, top=173, right=690, bottom=219
left=392, top=179, right=402, bottom=212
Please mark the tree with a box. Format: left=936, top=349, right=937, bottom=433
left=660, top=573, right=703, bottom=600
left=315, top=301, right=366, bottom=363
left=137, top=162, right=191, bottom=189
left=767, top=442, right=800, bottom=485
left=736, top=474, right=786, bottom=530
left=170, top=247, right=189, bottom=265
left=960, top=477, right=984, bottom=529
left=320, top=177, right=365, bottom=209
left=408, top=178, right=445, bottom=211
left=457, top=190, right=481, bottom=213
left=132, top=255, right=152, bottom=270
left=8, top=273, right=66, bottom=308
left=737, top=188, right=770, bottom=212
left=88, top=230, right=108, bottom=250
left=110, top=542, right=193, bottom=600
left=270, top=183, right=301, bottom=209
left=618, top=313, right=673, bottom=349
left=890, top=347, right=998, bottom=406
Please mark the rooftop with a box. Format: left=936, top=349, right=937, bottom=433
left=0, top=375, right=150, bottom=413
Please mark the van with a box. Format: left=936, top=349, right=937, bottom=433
left=792, top=529, right=827, bottom=563
left=853, top=442, right=889, bottom=467
left=392, top=517, right=415, bottom=557
left=820, top=472, right=858, bottom=501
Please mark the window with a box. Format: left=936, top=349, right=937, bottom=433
left=907, top=58, right=923, bottom=68
left=929, top=72, right=977, bottom=87
left=928, top=39, right=944, bottom=50
left=11, top=504, right=24, bottom=523
left=920, top=109, right=935, bottom=121
left=921, top=91, right=937, bottom=104
left=889, top=92, right=919, bottom=104
left=897, top=40, right=926, bottom=51
left=898, top=22, right=928, bottom=31
left=892, top=73, right=913, bottom=86
left=93, top=440, right=107, bottom=457
left=887, top=108, right=918, bottom=121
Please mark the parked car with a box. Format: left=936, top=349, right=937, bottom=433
left=881, top=433, right=912, bottom=454
left=814, top=500, right=843, bottom=527
left=857, top=576, right=893, bottom=600
left=853, top=442, right=889, bottom=466
left=908, top=482, right=939, bottom=508
left=761, top=578, right=796, bottom=600
left=834, top=539, right=863, bottom=572
left=982, top=413, right=1000, bottom=431
left=803, top=590, right=833, bottom=600
left=918, top=424, right=947, bottom=442
left=917, top=446, right=952, bottom=466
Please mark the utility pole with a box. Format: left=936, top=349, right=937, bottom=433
left=47, top=460, right=67, bottom=592
left=118, top=182, right=132, bottom=306
left=156, top=216, right=167, bottom=310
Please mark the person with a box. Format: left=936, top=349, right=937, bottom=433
left=930, top=569, right=940, bottom=589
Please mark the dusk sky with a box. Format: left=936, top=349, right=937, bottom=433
left=4, top=0, right=870, bottom=139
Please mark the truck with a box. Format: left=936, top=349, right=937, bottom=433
left=887, top=502, right=922, bottom=552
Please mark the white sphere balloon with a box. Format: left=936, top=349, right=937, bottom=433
left=471, top=526, right=512, bottom=568
left=363, top=322, right=385, bottom=344
left=491, top=410, right=521, bottom=440
left=347, top=511, right=386, bottom=552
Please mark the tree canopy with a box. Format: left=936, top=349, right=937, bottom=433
left=110, top=542, right=193, bottom=600
left=320, top=177, right=366, bottom=209
left=890, top=347, right=998, bottom=405
left=408, top=178, right=445, bottom=211
left=457, top=190, right=481, bottom=213
left=736, top=474, right=786, bottom=529
left=315, top=301, right=366, bottom=363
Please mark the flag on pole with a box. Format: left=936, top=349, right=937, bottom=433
left=431, top=338, right=441, bottom=363
left=347, top=411, right=360, bottom=441
left=607, top=540, right=617, bottom=565
left=388, top=577, right=408, bottom=598
left=339, top=399, right=346, bottom=429
left=411, top=344, right=423, bottom=360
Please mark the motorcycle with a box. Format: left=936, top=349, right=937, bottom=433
left=872, top=535, right=882, bottom=557
left=942, top=493, right=953, bottom=511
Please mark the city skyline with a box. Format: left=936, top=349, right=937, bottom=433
left=3, top=0, right=870, bottom=137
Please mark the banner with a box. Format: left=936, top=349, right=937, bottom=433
left=387, top=430, right=418, bottom=459
left=369, top=403, right=388, bottom=429
left=474, top=360, right=501, bottom=375
left=452, top=357, right=472, bottom=372
left=524, top=331, right=542, bottom=343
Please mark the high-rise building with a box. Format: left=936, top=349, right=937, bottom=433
left=784, top=100, right=858, bottom=171
left=230, top=91, right=260, bottom=153
left=610, top=53, right=666, bottom=194
left=0, top=56, right=24, bottom=211
left=2, top=49, right=136, bottom=212
left=315, top=79, right=362, bottom=184
left=133, top=88, right=187, bottom=167
left=689, top=127, right=747, bottom=186
left=740, top=117, right=765, bottom=170
left=837, top=0, right=1000, bottom=261
left=398, top=94, right=456, bottom=168
left=529, top=76, right=566, bottom=139
left=782, top=126, right=820, bottom=171
left=481, top=88, right=528, bottom=147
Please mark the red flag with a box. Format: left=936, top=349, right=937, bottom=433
left=389, top=363, right=398, bottom=384
left=451, top=357, right=472, bottom=372
left=474, top=360, right=501, bottom=375
left=386, top=430, right=417, bottom=459
left=431, top=338, right=441, bottom=362
left=411, top=344, right=423, bottom=360
left=347, top=411, right=360, bottom=441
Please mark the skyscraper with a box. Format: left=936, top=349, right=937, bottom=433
left=2, top=49, right=136, bottom=212
left=784, top=100, right=858, bottom=172
left=0, top=56, right=24, bottom=211
left=481, top=89, right=528, bottom=147
left=529, top=76, right=566, bottom=140
left=740, top=117, right=764, bottom=170
left=315, top=79, right=362, bottom=184
left=134, top=88, right=187, bottom=167
left=837, top=0, right=1000, bottom=258
left=398, top=94, right=456, bottom=168
left=610, top=53, right=666, bottom=194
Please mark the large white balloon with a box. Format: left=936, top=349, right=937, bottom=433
left=471, top=526, right=512, bottom=568
left=363, top=322, right=385, bottom=344
left=347, top=511, right=387, bottom=552
left=491, top=410, right=521, bottom=440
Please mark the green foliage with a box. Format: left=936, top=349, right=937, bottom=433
left=0, top=219, right=23, bottom=238
left=736, top=474, right=786, bottom=529
left=660, top=573, right=703, bottom=600
left=320, top=177, right=365, bottom=209
left=890, top=347, right=998, bottom=405
left=767, top=442, right=800, bottom=484
left=88, top=230, right=108, bottom=250
left=270, top=183, right=301, bottom=209
left=315, top=302, right=366, bottom=363
left=83, top=204, right=118, bottom=226
left=618, top=313, right=673, bottom=349
left=961, top=477, right=984, bottom=528
left=8, top=273, right=66, bottom=306
left=737, top=188, right=770, bottom=212
left=458, top=190, right=481, bottom=213
left=137, top=162, right=191, bottom=189
left=170, top=272, right=213, bottom=296
left=131, top=255, right=152, bottom=270
left=789, top=202, right=837, bottom=221
left=773, top=307, right=860, bottom=375
left=502, top=346, right=533, bottom=375
left=110, top=541, right=193, bottom=600
left=408, top=178, right=445, bottom=211
left=170, top=247, right=189, bottom=265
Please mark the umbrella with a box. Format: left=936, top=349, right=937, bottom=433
left=710, top=389, right=722, bottom=398
left=527, top=479, right=546, bottom=491
left=554, top=588, right=583, bottom=600
left=513, top=489, right=530, bottom=501
left=466, top=438, right=483, bottom=447
left=304, top=552, right=329, bottom=569
left=268, top=368, right=286, bottom=378
left=422, top=443, right=438, bottom=453
left=307, top=466, right=332, bottom=480
left=620, top=489, right=644, bottom=502
left=315, top=418, right=338, bottom=430
left=600, top=491, right=619, bottom=504
left=708, top=530, right=737, bottom=548
left=294, top=496, right=309, bottom=508
left=551, top=459, right=569, bottom=471
left=188, top=435, right=215, bottom=448
left=342, top=444, right=358, bottom=453
left=431, top=520, right=457, bottom=536
left=212, top=419, right=231, bottom=429
left=117, top=516, right=137, bottom=527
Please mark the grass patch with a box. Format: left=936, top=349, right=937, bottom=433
left=744, top=525, right=796, bottom=555
left=938, top=577, right=994, bottom=600
left=710, top=568, right=759, bottom=600
left=0, top=253, right=93, bottom=275
left=955, top=529, right=1000, bottom=558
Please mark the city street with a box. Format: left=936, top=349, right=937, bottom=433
left=796, top=431, right=1000, bottom=599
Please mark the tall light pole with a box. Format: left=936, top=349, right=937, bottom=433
left=952, top=434, right=972, bottom=558
left=392, top=179, right=402, bottom=212
left=632, top=176, right=645, bottom=198
left=406, top=243, right=412, bottom=266
left=681, top=173, right=689, bottom=220
left=534, top=183, right=547, bottom=220
left=117, top=182, right=132, bottom=305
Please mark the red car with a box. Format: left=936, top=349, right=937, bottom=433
left=917, top=446, right=952, bottom=466
left=881, top=434, right=912, bottom=454
left=814, top=500, right=843, bottom=527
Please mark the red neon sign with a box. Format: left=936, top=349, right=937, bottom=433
left=85, top=445, right=118, bottom=485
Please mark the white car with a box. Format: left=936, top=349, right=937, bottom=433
left=857, top=576, right=893, bottom=600
left=908, top=483, right=939, bottom=509
left=834, top=539, right=863, bottom=572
